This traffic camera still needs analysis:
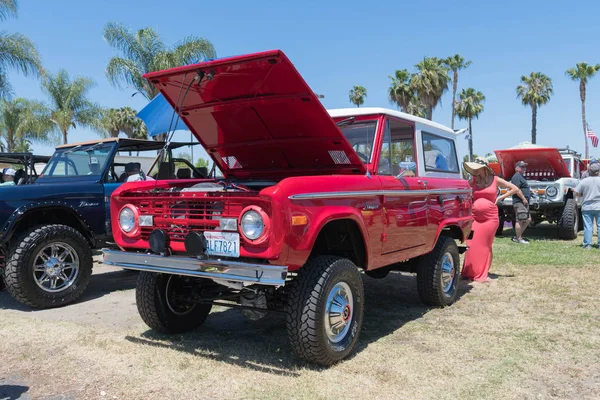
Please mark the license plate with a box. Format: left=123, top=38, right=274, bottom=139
left=203, top=231, right=240, bottom=258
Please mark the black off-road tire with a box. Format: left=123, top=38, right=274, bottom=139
left=285, top=256, right=364, bottom=366
left=136, top=272, right=212, bottom=334
left=416, top=236, right=460, bottom=307
left=4, top=224, right=92, bottom=309
left=557, top=198, right=578, bottom=240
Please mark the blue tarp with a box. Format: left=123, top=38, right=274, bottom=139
left=137, top=93, right=190, bottom=137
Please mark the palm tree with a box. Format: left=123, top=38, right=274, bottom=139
left=41, top=69, right=103, bottom=144
left=566, top=63, right=600, bottom=159
left=443, top=54, right=472, bottom=130
left=388, top=69, right=413, bottom=111
left=456, top=88, right=485, bottom=162
left=410, top=57, right=449, bottom=120
left=103, top=23, right=215, bottom=141
left=100, top=106, right=147, bottom=139
left=516, top=72, right=553, bottom=144
left=0, top=98, right=53, bottom=152
left=103, top=22, right=215, bottom=101
left=0, top=0, right=44, bottom=98
left=349, top=85, right=367, bottom=107
left=405, top=96, right=427, bottom=118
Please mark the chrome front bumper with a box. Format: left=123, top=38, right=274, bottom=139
left=102, top=250, right=288, bottom=287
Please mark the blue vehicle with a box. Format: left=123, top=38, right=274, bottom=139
left=0, top=138, right=206, bottom=308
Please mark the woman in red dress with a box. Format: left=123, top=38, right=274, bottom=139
left=462, top=157, right=521, bottom=282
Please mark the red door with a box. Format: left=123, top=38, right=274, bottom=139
left=379, top=175, right=429, bottom=254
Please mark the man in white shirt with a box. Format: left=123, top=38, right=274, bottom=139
left=574, top=162, right=600, bottom=249
left=125, top=162, right=155, bottom=182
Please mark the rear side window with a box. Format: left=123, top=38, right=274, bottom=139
left=421, top=131, right=459, bottom=173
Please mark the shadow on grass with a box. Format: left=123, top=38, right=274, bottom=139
left=0, top=269, right=138, bottom=311
left=497, top=222, right=582, bottom=242
left=125, top=271, right=472, bottom=374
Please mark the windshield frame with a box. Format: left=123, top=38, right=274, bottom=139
left=38, top=142, right=119, bottom=182
left=333, top=115, right=379, bottom=168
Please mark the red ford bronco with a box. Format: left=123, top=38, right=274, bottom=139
left=103, top=50, right=473, bottom=366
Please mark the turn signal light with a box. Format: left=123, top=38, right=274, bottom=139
left=292, top=215, right=308, bottom=226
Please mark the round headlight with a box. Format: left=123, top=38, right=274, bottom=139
left=240, top=210, right=264, bottom=240
left=119, top=206, right=136, bottom=233
left=546, top=186, right=558, bottom=198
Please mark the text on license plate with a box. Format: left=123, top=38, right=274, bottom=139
left=203, top=231, right=240, bottom=258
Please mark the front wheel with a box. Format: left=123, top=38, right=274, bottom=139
left=557, top=199, right=578, bottom=240
left=136, top=272, right=212, bottom=334
left=286, top=256, right=365, bottom=366
left=416, top=236, right=460, bottom=307
left=4, top=224, right=93, bottom=308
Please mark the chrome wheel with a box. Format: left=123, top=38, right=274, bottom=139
left=165, top=276, right=196, bottom=316
left=324, top=282, right=353, bottom=343
left=33, top=242, right=79, bottom=293
left=440, top=252, right=455, bottom=296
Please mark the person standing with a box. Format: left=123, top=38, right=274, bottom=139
left=511, top=161, right=532, bottom=244
left=461, top=157, right=521, bottom=282
left=574, top=162, right=600, bottom=249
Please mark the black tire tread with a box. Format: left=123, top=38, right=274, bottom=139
left=286, top=255, right=364, bottom=366
left=557, top=198, right=578, bottom=240
left=416, top=236, right=459, bottom=307
left=4, top=224, right=92, bottom=308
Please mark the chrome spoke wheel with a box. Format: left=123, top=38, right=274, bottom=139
left=440, top=252, right=455, bottom=295
left=33, top=242, right=79, bottom=293
left=324, top=282, right=353, bottom=343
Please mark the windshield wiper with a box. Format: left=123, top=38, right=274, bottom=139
left=85, top=142, right=107, bottom=153
left=336, top=117, right=356, bottom=127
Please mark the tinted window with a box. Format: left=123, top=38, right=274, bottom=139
left=421, top=131, right=459, bottom=173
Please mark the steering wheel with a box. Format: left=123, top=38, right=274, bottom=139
left=356, top=152, right=369, bottom=163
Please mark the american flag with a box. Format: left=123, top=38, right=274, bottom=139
left=587, top=125, right=599, bottom=148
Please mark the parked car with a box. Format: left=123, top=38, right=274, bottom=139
left=0, top=152, right=51, bottom=184
left=0, top=138, right=205, bottom=308
left=495, top=146, right=582, bottom=239
left=103, top=50, right=474, bottom=366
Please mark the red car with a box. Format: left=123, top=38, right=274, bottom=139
left=103, top=50, right=473, bottom=365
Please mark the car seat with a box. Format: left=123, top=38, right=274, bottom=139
left=176, top=168, right=191, bottom=179
left=14, top=169, right=26, bottom=185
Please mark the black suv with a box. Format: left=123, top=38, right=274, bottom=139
left=0, top=138, right=206, bottom=308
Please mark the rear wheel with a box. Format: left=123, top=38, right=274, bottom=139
left=286, top=256, right=364, bottom=366
left=417, top=236, right=460, bottom=307
left=557, top=199, right=578, bottom=240
left=136, top=272, right=212, bottom=334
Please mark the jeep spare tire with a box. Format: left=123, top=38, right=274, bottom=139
left=417, top=236, right=460, bottom=307
left=557, top=198, right=578, bottom=240
left=4, top=224, right=93, bottom=308
left=286, top=256, right=365, bottom=366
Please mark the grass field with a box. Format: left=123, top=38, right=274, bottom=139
left=1, top=224, right=600, bottom=400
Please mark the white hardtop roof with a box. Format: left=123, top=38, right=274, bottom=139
left=327, top=107, right=456, bottom=136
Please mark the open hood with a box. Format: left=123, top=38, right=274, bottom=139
left=143, top=50, right=366, bottom=179
left=494, top=147, right=571, bottom=180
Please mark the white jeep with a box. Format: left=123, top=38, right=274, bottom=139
left=495, top=146, right=583, bottom=239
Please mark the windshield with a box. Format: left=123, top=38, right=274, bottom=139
left=339, top=120, right=377, bottom=163
left=40, top=143, right=115, bottom=178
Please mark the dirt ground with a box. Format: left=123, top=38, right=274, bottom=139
left=1, top=231, right=600, bottom=400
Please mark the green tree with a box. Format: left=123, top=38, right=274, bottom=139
left=103, top=23, right=215, bottom=141
left=41, top=69, right=104, bottom=144
left=456, top=88, right=485, bottom=162
left=516, top=72, right=553, bottom=145
left=410, top=57, right=450, bottom=120
left=349, top=85, right=367, bottom=107
left=443, top=54, right=472, bottom=130
left=566, top=62, right=600, bottom=159
left=404, top=96, right=427, bottom=118
left=101, top=106, right=147, bottom=139
left=388, top=70, right=413, bottom=111
left=195, top=158, right=209, bottom=168
left=0, top=0, right=44, bottom=99
left=0, top=97, right=53, bottom=152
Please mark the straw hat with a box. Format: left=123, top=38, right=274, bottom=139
left=463, top=156, right=492, bottom=176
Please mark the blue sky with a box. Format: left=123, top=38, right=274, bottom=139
left=5, top=0, right=600, bottom=161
